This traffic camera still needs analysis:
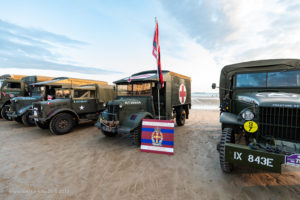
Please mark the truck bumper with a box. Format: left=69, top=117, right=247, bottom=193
left=6, top=112, right=19, bottom=118
left=225, top=143, right=286, bottom=173
left=95, top=119, right=119, bottom=133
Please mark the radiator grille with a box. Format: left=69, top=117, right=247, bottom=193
left=259, top=107, right=300, bottom=142
left=107, top=105, right=119, bottom=121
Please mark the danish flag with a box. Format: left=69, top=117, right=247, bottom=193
left=152, top=19, right=164, bottom=88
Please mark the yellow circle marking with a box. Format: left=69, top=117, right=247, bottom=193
left=244, top=121, right=258, bottom=133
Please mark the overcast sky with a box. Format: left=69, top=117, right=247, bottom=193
left=1, top=0, right=300, bottom=92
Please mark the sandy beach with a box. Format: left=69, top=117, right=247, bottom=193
left=0, top=102, right=300, bottom=199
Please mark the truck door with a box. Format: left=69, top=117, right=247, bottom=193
left=72, top=89, right=97, bottom=114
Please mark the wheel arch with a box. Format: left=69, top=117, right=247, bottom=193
left=47, top=109, right=79, bottom=122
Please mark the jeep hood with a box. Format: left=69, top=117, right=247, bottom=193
left=11, top=96, right=42, bottom=102
left=237, top=92, right=300, bottom=107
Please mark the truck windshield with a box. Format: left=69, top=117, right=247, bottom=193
left=117, top=83, right=152, bottom=96
left=236, top=70, right=300, bottom=88
left=55, top=89, right=72, bottom=99
left=32, top=86, right=45, bottom=96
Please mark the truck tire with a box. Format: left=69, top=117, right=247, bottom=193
left=50, top=113, right=74, bottom=135
left=14, top=116, right=23, bottom=124
left=35, top=121, right=49, bottom=129
left=22, top=111, right=35, bottom=126
left=131, top=122, right=142, bottom=146
left=176, top=108, right=186, bottom=126
left=102, top=130, right=117, bottom=137
left=219, top=128, right=234, bottom=173
left=1, top=105, right=12, bottom=121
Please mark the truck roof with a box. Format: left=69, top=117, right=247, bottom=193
left=32, top=77, right=108, bottom=87
left=221, top=59, right=300, bottom=75
left=114, top=70, right=191, bottom=84
left=0, top=74, right=26, bottom=80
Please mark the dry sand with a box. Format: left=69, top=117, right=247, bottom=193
left=0, top=109, right=300, bottom=200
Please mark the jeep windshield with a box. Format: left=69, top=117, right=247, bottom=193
left=236, top=70, right=300, bottom=88
left=55, top=88, right=72, bottom=99
left=0, top=80, right=3, bottom=89
left=117, top=82, right=152, bottom=96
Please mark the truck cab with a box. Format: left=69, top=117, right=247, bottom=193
left=213, top=59, right=300, bottom=173
left=95, top=70, right=191, bottom=145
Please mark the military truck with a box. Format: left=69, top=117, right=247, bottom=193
left=0, top=75, right=53, bottom=120
left=212, top=59, right=300, bottom=173
left=32, top=83, right=115, bottom=134
left=95, top=70, right=191, bottom=145
left=7, top=77, right=109, bottom=126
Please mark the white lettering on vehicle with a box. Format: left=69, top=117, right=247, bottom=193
left=233, top=151, right=274, bottom=167
left=234, top=152, right=242, bottom=160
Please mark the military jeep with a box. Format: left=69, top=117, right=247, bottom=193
left=95, top=70, right=191, bottom=145
left=213, top=59, right=300, bottom=173
left=7, top=77, right=69, bottom=126
left=0, top=75, right=53, bottom=120
left=32, top=84, right=115, bottom=134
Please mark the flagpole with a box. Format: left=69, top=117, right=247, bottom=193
left=155, top=17, right=160, bottom=120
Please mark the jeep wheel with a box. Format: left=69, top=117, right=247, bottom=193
left=22, top=111, right=35, bottom=126
left=219, top=128, right=234, bottom=173
left=176, top=108, right=186, bottom=126
left=1, top=105, right=12, bottom=121
left=35, top=121, right=49, bottom=129
left=102, top=130, right=117, bottom=137
left=131, top=122, right=142, bottom=146
left=50, top=113, right=74, bottom=135
left=14, top=116, right=23, bottom=124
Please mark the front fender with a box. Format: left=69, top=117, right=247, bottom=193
left=46, top=108, right=79, bottom=121
left=121, top=112, right=153, bottom=133
left=220, top=112, right=243, bottom=126
left=17, top=105, right=33, bottom=116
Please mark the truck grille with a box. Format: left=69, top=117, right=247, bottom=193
left=259, top=107, right=300, bottom=142
left=10, top=101, right=16, bottom=112
left=107, top=105, right=119, bottom=121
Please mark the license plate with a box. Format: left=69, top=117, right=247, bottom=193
left=285, top=154, right=300, bottom=168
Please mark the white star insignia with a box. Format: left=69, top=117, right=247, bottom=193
left=79, top=105, right=84, bottom=110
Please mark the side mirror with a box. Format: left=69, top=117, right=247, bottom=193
left=212, top=83, right=216, bottom=89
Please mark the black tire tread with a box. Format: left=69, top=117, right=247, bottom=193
left=21, top=111, right=35, bottom=126
left=219, top=128, right=234, bottom=173
left=49, top=113, right=74, bottom=135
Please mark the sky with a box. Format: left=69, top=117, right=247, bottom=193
left=1, top=0, right=300, bottom=92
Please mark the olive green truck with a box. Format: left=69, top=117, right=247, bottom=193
left=32, top=83, right=115, bottom=134
left=0, top=74, right=53, bottom=120
left=95, top=70, right=191, bottom=145
left=213, top=59, right=300, bottom=173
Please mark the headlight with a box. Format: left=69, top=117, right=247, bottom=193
left=103, top=103, right=106, bottom=107
left=241, top=110, right=254, bottom=121
left=119, top=104, right=123, bottom=109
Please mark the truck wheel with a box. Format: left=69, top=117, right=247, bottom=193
left=102, top=130, right=117, bottom=137
left=14, top=117, right=23, bottom=124
left=131, top=122, right=142, bottom=146
left=1, top=105, right=12, bottom=121
left=219, top=128, right=234, bottom=173
left=22, top=111, right=35, bottom=126
left=176, top=108, right=186, bottom=126
left=50, top=113, right=74, bottom=135
left=35, top=121, right=49, bottom=129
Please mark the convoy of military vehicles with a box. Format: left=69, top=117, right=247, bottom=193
left=2, top=58, right=300, bottom=174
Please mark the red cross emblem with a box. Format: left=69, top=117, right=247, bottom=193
left=179, top=84, right=186, bottom=104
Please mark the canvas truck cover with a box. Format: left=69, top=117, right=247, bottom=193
left=96, top=85, right=115, bottom=102
left=0, top=74, right=26, bottom=80
left=71, top=84, right=114, bottom=102
left=219, top=59, right=300, bottom=103
left=32, top=77, right=108, bottom=87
